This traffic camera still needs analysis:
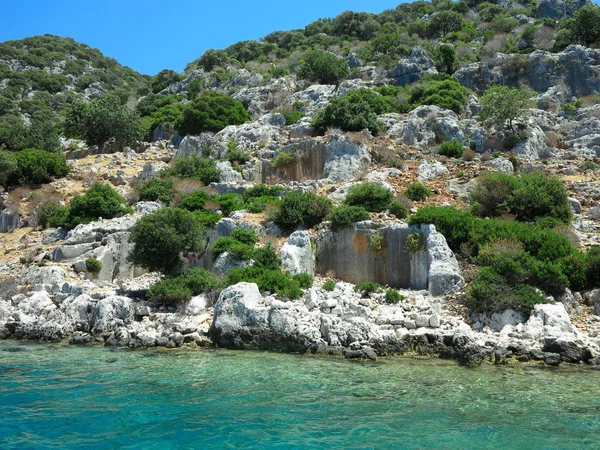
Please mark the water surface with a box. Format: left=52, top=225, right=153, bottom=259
left=0, top=342, right=599, bottom=449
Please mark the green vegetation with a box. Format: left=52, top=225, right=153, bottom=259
left=410, top=205, right=600, bottom=313
left=344, top=182, right=394, bottom=212
left=470, top=172, right=572, bottom=223
left=404, top=183, right=433, bottom=202
left=227, top=142, right=250, bottom=165
left=297, top=49, right=349, bottom=85
left=385, top=289, right=404, bottom=304
left=272, top=191, right=333, bottom=231
left=138, top=178, right=175, bottom=204
left=555, top=5, right=600, bottom=50
left=354, top=281, right=383, bottom=297
left=0, top=149, right=70, bottom=186
left=128, top=208, right=206, bottom=275
left=404, top=233, right=424, bottom=253
left=163, top=155, right=221, bottom=185
left=64, top=94, right=142, bottom=151
left=438, top=140, right=465, bottom=158
left=271, top=151, right=295, bottom=169
left=148, top=268, right=219, bottom=304
left=388, top=201, right=409, bottom=219
left=479, top=86, right=533, bottom=132
left=85, top=258, right=102, bottom=274
left=177, top=90, right=250, bottom=136
left=323, top=279, right=336, bottom=291
left=37, top=203, right=69, bottom=229
left=327, top=205, right=370, bottom=229
left=409, top=75, right=468, bottom=114
left=68, top=183, right=132, bottom=227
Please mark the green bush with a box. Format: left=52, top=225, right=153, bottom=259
left=37, top=202, right=69, bottom=229
left=389, top=201, right=409, bottom=219
left=404, top=233, right=424, bottom=253
left=587, top=247, right=600, bottom=288
left=410, top=75, right=468, bottom=114
left=148, top=268, right=219, bottom=305
left=230, top=228, right=259, bottom=246
left=272, top=191, right=333, bottom=231
left=177, top=90, right=251, bottom=136
left=271, top=151, right=294, bottom=168
left=85, top=258, right=102, bottom=274
left=294, top=273, right=314, bottom=289
left=344, top=182, right=393, bottom=212
left=193, top=210, right=221, bottom=228
left=385, top=289, right=404, bottom=304
left=68, top=183, right=132, bottom=227
left=479, top=85, right=533, bottom=131
left=139, top=178, right=174, bottom=204
left=327, top=205, right=370, bottom=229
left=470, top=172, right=572, bottom=223
left=212, top=237, right=254, bottom=261
left=297, top=49, right=349, bottom=84
left=179, top=190, right=210, bottom=211
left=468, top=267, right=547, bottom=314
left=227, top=142, right=250, bottom=165
left=439, top=140, right=465, bottom=158
left=323, top=279, right=336, bottom=291
left=164, top=155, right=221, bottom=185
left=409, top=206, right=475, bottom=251
left=227, top=266, right=303, bottom=299
left=128, top=208, right=206, bottom=275
left=6, top=149, right=70, bottom=186
left=404, top=183, right=432, bottom=202
left=0, top=151, right=17, bottom=186
left=242, top=184, right=284, bottom=202
left=215, top=193, right=246, bottom=216
left=354, top=281, right=383, bottom=297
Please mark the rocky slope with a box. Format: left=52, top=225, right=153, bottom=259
left=2, top=1, right=600, bottom=367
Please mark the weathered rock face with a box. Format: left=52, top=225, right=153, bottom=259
left=262, top=135, right=371, bottom=184
left=390, top=106, right=464, bottom=149
left=0, top=209, right=20, bottom=233
left=279, top=231, right=314, bottom=276
left=455, top=46, right=600, bottom=104
left=390, top=47, right=438, bottom=86
left=233, top=78, right=296, bottom=118
left=316, top=222, right=463, bottom=296
left=537, top=0, right=589, bottom=19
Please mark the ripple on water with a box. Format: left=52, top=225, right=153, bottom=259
left=0, top=342, right=599, bottom=449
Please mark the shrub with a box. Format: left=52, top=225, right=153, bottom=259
left=242, top=184, right=284, bottom=202
left=479, top=85, right=533, bottom=131
left=139, top=178, right=174, bottom=204
left=327, top=205, right=370, bottom=229
left=0, top=151, right=17, bottom=186
left=193, top=210, right=221, bottom=228
left=294, top=273, right=314, bottom=289
left=587, top=246, right=600, bottom=288
left=272, top=191, right=332, bottom=231
left=164, top=155, right=221, bottom=185
left=85, top=258, right=102, bottom=274
left=385, top=289, right=404, bottom=304
left=128, top=208, right=206, bottom=275
left=298, top=49, right=349, bottom=85
left=323, top=279, right=336, bottom=291
left=404, top=233, right=424, bottom=253
left=7, top=149, right=70, bottom=186
left=470, top=172, right=572, bottom=223
left=311, top=95, right=384, bottom=135
left=344, top=182, right=393, bottom=212
left=230, top=228, right=259, bottom=246
left=354, top=281, right=383, bottom=297
left=212, top=237, right=255, bottom=261
left=271, top=151, right=294, bottom=168
left=37, top=203, right=69, bottom=229
left=582, top=161, right=600, bottom=171
left=227, top=142, right=250, bottom=165
left=68, top=183, right=132, bottom=227
left=215, top=193, right=246, bottom=216
left=409, top=74, right=468, bottom=114
left=368, top=234, right=385, bottom=251
left=467, top=267, right=547, bottom=314
left=148, top=268, right=219, bottom=305
left=404, top=183, right=433, bottom=202
left=179, top=190, right=210, bottom=211
left=177, top=90, right=251, bottom=136
left=64, top=94, right=142, bottom=151
left=226, top=266, right=302, bottom=299
left=438, top=140, right=464, bottom=158
left=409, top=206, right=476, bottom=251
left=389, top=201, right=409, bottom=219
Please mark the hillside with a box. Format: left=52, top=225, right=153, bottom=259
left=1, top=0, right=600, bottom=367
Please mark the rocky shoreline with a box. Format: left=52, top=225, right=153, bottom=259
left=2, top=262, right=599, bottom=368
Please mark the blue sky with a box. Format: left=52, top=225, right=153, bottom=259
left=0, top=0, right=403, bottom=75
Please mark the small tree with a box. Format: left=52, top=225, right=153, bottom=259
left=298, top=50, right=349, bottom=85
left=64, top=94, right=142, bottom=151
left=429, top=10, right=463, bottom=37
left=479, top=85, right=533, bottom=132
left=128, top=208, right=206, bottom=275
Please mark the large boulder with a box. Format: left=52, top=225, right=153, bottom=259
left=390, top=105, right=464, bottom=149
left=389, top=47, right=438, bottom=86
left=279, top=231, right=314, bottom=276
left=323, top=135, right=372, bottom=183
left=91, top=296, right=133, bottom=333
left=422, top=225, right=464, bottom=296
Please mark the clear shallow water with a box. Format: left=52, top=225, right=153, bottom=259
left=0, top=343, right=599, bottom=450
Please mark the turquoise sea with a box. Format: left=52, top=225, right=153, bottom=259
left=0, top=342, right=599, bottom=449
